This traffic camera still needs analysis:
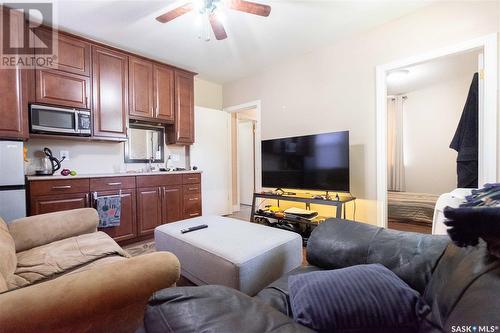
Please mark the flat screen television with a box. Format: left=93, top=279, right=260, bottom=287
left=261, top=131, right=349, bottom=192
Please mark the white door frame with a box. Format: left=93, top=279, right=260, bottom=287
left=223, top=100, right=262, bottom=212
left=375, top=33, right=498, bottom=228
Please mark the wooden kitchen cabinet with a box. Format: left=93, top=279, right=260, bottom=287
left=96, top=189, right=137, bottom=242
left=129, top=57, right=154, bottom=119
left=162, top=185, right=183, bottom=223
left=92, top=46, right=129, bottom=139
left=137, top=187, right=162, bottom=236
left=30, top=193, right=90, bottom=215
left=154, top=64, right=175, bottom=122
left=0, top=8, right=28, bottom=139
left=28, top=173, right=201, bottom=243
left=34, top=28, right=91, bottom=76
left=35, top=69, right=91, bottom=109
left=168, top=70, right=195, bottom=144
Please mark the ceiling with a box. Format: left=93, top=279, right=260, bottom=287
left=387, top=49, right=480, bottom=95
left=49, top=0, right=430, bottom=83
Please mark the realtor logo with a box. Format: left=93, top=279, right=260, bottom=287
left=1, top=2, right=58, bottom=69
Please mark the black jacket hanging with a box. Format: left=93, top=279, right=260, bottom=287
left=450, top=73, right=478, bottom=188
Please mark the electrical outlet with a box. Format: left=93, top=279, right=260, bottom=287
left=60, top=150, right=70, bottom=161
left=171, top=154, right=180, bottom=162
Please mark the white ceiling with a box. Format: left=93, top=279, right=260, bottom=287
left=387, top=49, right=480, bottom=95
left=49, top=0, right=430, bottom=83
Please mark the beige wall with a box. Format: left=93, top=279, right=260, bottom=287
left=195, top=77, right=223, bottom=110
left=223, top=1, right=499, bottom=224
left=26, top=77, right=223, bottom=175
left=403, top=74, right=476, bottom=194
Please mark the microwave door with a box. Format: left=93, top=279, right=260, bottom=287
left=31, top=107, right=79, bottom=134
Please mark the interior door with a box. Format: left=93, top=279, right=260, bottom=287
left=190, top=107, right=231, bottom=215
left=238, top=119, right=255, bottom=206
left=477, top=53, right=484, bottom=185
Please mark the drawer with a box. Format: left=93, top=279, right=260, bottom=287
left=136, top=174, right=182, bottom=187
left=183, top=183, right=201, bottom=194
left=90, top=177, right=136, bottom=191
left=183, top=193, right=201, bottom=218
left=182, top=173, right=201, bottom=184
left=29, top=179, right=90, bottom=196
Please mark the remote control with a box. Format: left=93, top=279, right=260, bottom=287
left=181, top=224, right=208, bottom=234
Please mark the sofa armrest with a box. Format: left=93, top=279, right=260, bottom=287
left=0, top=251, right=180, bottom=333
left=8, top=208, right=99, bottom=252
left=307, top=219, right=450, bottom=293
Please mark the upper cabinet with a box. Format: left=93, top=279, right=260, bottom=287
left=168, top=70, right=195, bottom=145
left=129, top=57, right=154, bottom=119
left=92, top=46, right=128, bottom=139
left=153, top=64, right=175, bottom=122
left=0, top=7, right=28, bottom=140
left=33, top=29, right=92, bottom=109
left=129, top=58, right=176, bottom=124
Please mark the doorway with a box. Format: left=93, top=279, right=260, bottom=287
left=224, top=100, right=262, bottom=216
left=375, top=33, right=498, bottom=229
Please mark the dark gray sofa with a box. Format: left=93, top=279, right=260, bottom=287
left=142, top=219, right=500, bottom=332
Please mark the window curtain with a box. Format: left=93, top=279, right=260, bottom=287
left=387, top=96, right=406, bottom=192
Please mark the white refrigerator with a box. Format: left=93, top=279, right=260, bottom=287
left=0, top=141, right=26, bottom=222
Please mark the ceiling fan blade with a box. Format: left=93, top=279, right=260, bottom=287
left=156, top=3, right=193, bottom=23
left=209, top=13, right=228, bottom=40
left=228, top=0, right=271, bottom=17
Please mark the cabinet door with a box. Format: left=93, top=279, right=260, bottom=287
left=34, top=29, right=91, bottom=76
left=137, top=187, right=162, bottom=235
left=96, top=189, right=137, bottom=242
left=0, top=8, right=28, bottom=139
left=129, top=57, right=154, bottom=118
left=154, top=64, right=175, bottom=122
left=162, top=185, right=182, bottom=223
left=30, top=193, right=90, bottom=215
left=168, top=70, right=194, bottom=144
left=92, top=46, right=128, bottom=138
left=35, top=69, right=90, bottom=109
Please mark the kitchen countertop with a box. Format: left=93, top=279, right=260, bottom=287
left=26, top=170, right=202, bottom=181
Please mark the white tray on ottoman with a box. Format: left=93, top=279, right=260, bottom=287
left=154, top=215, right=303, bottom=296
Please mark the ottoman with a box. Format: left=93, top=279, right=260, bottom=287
left=154, top=216, right=303, bottom=296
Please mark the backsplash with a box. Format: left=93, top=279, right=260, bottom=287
left=25, top=139, right=188, bottom=175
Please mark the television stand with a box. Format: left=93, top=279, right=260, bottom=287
left=250, top=192, right=355, bottom=222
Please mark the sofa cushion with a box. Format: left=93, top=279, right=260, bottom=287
left=289, top=264, right=429, bottom=333
left=255, top=265, right=322, bottom=316
left=11, top=231, right=129, bottom=288
left=143, top=285, right=314, bottom=333
left=0, top=217, right=16, bottom=292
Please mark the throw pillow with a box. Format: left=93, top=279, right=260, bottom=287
left=289, top=263, right=429, bottom=333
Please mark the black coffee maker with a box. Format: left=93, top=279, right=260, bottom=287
left=36, top=148, right=65, bottom=176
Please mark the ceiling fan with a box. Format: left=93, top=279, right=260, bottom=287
left=156, top=0, right=271, bottom=41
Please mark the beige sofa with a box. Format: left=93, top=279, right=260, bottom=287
left=0, top=208, right=180, bottom=333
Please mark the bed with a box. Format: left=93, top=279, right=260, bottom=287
left=387, top=191, right=440, bottom=233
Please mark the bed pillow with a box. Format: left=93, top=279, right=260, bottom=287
left=289, top=264, right=429, bottom=333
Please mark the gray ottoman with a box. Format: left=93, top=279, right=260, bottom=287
left=154, top=216, right=303, bottom=296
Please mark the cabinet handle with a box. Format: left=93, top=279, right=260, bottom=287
left=188, top=177, right=197, bottom=181
left=188, top=187, right=198, bottom=191
left=52, top=185, right=71, bottom=189
left=189, top=197, right=199, bottom=201
left=189, top=213, right=199, bottom=217
left=107, top=182, right=122, bottom=186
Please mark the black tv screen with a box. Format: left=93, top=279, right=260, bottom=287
left=262, top=131, right=349, bottom=192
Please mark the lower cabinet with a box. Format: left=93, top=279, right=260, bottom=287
left=137, top=187, right=163, bottom=236
left=28, top=173, right=202, bottom=244
left=95, top=189, right=137, bottom=242
left=30, top=192, right=90, bottom=215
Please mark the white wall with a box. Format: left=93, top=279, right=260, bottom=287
left=402, top=74, right=476, bottom=194
left=223, top=1, right=498, bottom=225
left=26, top=78, right=223, bottom=175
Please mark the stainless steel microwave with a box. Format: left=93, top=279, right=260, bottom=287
left=30, top=104, right=91, bottom=136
